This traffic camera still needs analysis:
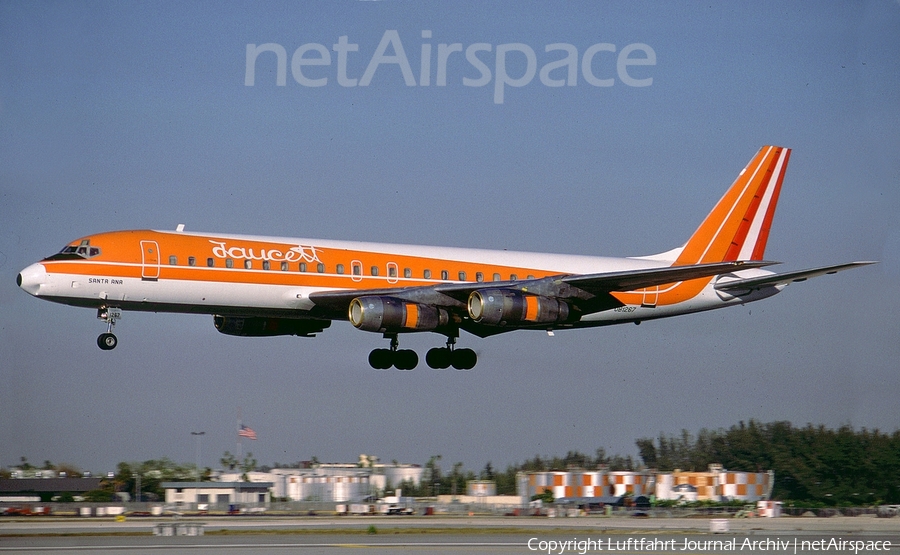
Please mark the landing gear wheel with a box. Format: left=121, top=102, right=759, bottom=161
left=451, top=348, right=477, bottom=370
left=97, top=333, right=118, bottom=350
left=394, top=349, right=418, bottom=371
left=368, top=348, right=393, bottom=370
left=426, top=347, right=452, bottom=369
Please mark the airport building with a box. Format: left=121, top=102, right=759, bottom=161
left=517, top=469, right=653, bottom=500
left=518, top=465, right=774, bottom=503
left=214, top=457, right=424, bottom=503
left=654, top=465, right=774, bottom=502
left=0, top=477, right=103, bottom=502
left=162, top=482, right=272, bottom=506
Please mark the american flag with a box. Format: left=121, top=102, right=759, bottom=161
left=238, top=424, right=257, bottom=440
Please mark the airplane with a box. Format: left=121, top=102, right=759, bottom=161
left=17, top=145, right=873, bottom=370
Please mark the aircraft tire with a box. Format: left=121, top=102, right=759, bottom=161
left=368, top=348, right=393, bottom=370
left=451, top=348, right=477, bottom=370
left=426, top=347, right=452, bottom=369
left=97, top=333, right=118, bottom=350
left=394, top=349, right=418, bottom=371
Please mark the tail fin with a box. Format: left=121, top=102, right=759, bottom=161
left=675, top=145, right=790, bottom=265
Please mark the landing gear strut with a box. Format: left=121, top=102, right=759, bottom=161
left=96, top=307, right=121, bottom=350
left=368, top=334, right=418, bottom=370
left=426, top=337, right=477, bottom=370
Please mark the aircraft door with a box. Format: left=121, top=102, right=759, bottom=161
left=140, top=240, right=160, bottom=280
left=641, top=286, right=659, bottom=308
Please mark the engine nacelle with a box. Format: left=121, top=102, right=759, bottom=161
left=468, top=289, right=570, bottom=327
left=214, top=316, right=329, bottom=337
left=349, top=296, right=448, bottom=333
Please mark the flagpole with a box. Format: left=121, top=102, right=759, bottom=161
left=236, top=407, right=242, bottom=506
left=237, top=407, right=243, bottom=473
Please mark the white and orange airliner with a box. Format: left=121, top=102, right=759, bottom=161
left=18, top=146, right=872, bottom=370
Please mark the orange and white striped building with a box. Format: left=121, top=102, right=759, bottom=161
left=518, top=465, right=773, bottom=502
left=517, top=469, right=654, bottom=500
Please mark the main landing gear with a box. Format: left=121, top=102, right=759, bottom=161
left=367, top=335, right=477, bottom=371
left=96, top=307, right=121, bottom=350
left=425, top=337, right=477, bottom=370
left=368, top=335, right=418, bottom=370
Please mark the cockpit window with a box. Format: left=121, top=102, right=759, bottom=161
left=47, top=239, right=101, bottom=261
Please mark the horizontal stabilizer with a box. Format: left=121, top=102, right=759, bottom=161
left=563, top=260, right=774, bottom=295
left=714, top=261, right=876, bottom=292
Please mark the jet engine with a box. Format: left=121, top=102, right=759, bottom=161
left=213, top=316, right=329, bottom=337
left=468, top=289, right=570, bottom=326
left=349, top=296, right=449, bottom=333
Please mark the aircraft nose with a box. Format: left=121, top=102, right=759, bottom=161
left=17, top=263, right=47, bottom=296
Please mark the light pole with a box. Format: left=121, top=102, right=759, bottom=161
left=191, top=431, right=206, bottom=481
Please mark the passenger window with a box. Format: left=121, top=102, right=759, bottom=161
left=510, top=274, right=518, bottom=281
left=226, top=259, right=234, bottom=268
left=316, top=263, right=325, bottom=273
left=188, top=257, right=196, bottom=267
left=352, top=264, right=362, bottom=276
left=244, top=260, right=252, bottom=269
left=169, top=255, right=178, bottom=265
left=476, top=272, right=484, bottom=282
left=281, top=261, right=288, bottom=271
left=388, top=266, right=397, bottom=278
left=458, top=271, right=467, bottom=281
left=527, top=274, right=535, bottom=280
left=493, top=273, right=501, bottom=282
left=207, top=258, right=214, bottom=267
left=299, top=263, right=307, bottom=272
left=336, top=264, right=345, bottom=274
left=424, top=269, right=432, bottom=279
left=441, top=270, right=449, bottom=280
left=263, top=260, right=270, bottom=270
left=371, top=266, right=379, bottom=277
left=404, top=268, right=412, bottom=278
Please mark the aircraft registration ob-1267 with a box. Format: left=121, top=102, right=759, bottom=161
left=18, top=146, right=874, bottom=370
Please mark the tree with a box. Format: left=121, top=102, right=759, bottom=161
left=531, top=488, right=554, bottom=504
left=635, top=438, right=657, bottom=467
left=480, top=462, right=495, bottom=481
left=450, top=462, right=464, bottom=496
left=220, top=451, right=237, bottom=471
left=114, top=458, right=194, bottom=501
left=425, top=455, right=442, bottom=496
left=240, top=452, right=257, bottom=481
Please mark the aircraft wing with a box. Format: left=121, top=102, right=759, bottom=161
left=308, top=260, right=773, bottom=320
left=714, top=261, right=876, bottom=292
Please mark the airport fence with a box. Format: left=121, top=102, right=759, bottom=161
left=2, top=501, right=897, bottom=518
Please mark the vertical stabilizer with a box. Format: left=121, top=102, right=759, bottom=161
left=675, top=146, right=790, bottom=265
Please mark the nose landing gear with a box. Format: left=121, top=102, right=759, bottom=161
left=96, top=307, right=121, bottom=350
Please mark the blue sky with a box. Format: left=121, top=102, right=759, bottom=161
left=1, top=1, right=898, bottom=474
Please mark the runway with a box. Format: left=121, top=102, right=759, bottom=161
left=1, top=516, right=898, bottom=554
